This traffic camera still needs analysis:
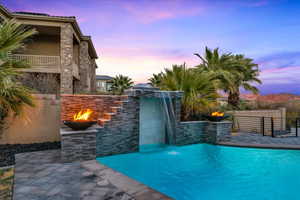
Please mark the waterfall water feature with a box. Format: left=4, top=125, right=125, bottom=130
left=139, top=97, right=166, bottom=147
left=138, top=87, right=177, bottom=149
left=159, top=92, right=176, bottom=145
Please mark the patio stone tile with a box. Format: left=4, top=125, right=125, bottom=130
left=218, top=132, right=300, bottom=148
left=13, top=150, right=161, bottom=200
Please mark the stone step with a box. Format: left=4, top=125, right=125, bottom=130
left=121, top=97, right=128, bottom=101
left=111, top=106, right=122, bottom=113
left=114, top=101, right=124, bottom=105
left=98, top=118, right=110, bottom=126
left=103, top=112, right=115, bottom=120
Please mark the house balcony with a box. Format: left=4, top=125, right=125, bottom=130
left=11, top=54, right=60, bottom=73
left=11, top=54, right=79, bottom=79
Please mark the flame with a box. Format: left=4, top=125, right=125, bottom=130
left=73, top=109, right=93, bottom=121
left=211, top=112, right=224, bottom=117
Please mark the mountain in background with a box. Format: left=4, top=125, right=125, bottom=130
left=241, top=93, right=300, bottom=103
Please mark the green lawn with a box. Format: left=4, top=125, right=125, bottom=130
left=0, top=167, right=14, bottom=200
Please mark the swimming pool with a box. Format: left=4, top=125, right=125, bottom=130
left=97, top=144, right=300, bottom=200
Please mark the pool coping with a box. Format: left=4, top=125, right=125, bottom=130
left=218, top=141, right=300, bottom=150
left=13, top=150, right=173, bottom=200
left=82, top=160, right=173, bottom=200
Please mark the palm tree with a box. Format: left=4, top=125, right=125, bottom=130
left=111, top=75, right=133, bottom=94
left=152, top=64, right=218, bottom=120
left=194, top=47, right=240, bottom=90
left=0, top=20, right=37, bottom=137
left=148, top=73, right=163, bottom=87
left=226, top=54, right=261, bottom=107
left=194, top=47, right=260, bottom=108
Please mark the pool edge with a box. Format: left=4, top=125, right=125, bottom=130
left=217, top=141, right=300, bottom=150
left=81, top=160, right=173, bottom=200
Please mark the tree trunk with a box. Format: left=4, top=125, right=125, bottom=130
left=228, top=91, right=240, bottom=108
left=0, top=118, right=4, bottom=140
left=0, top=113, right=7, bottom=140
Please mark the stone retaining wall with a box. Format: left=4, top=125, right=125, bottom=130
left=175, top=121, right=232, bottom=145
left=175, top=121, right=208, bottom=145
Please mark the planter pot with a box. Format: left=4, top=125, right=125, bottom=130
left=203, top=114, right=230, bottom=122
left=63, top=121, right=96, bottom=130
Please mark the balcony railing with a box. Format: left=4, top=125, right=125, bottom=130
left=11, top=54, right=61, bottom=73
left=10, top=54, right=80, bottom=79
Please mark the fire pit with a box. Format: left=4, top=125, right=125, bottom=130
left=203, top=112, right=229, bottom=122
left=63, top=109, right=96, bottom=130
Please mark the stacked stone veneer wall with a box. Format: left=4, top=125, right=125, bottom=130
left=60, top=92, right=233, bottom=161
left=175, top=121, right=232, bottom=145
left=60, top=94, right=139, bottom=157
left=61, top=94, right=128, bottom=121
left=229, top=108, right=286, bottom=135
left=204, top=121, right=232, bottom=143
left=61, top=128, right=97, bottom=162
left=175, top=121, right=208, bottom=145
left=96, top=96, right=140, bottom=156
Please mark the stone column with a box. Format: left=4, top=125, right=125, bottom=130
left=79, top=41, right=90, bottom=93
left=204, top=121, right=232, bottom=144
left=90, top=60, right=96, bottom=92
left=60, top=128, right=97, bottom=162
left=60, top=24, right=73, bottom=94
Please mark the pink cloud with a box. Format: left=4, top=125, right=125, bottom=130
left=259, top=66, right=300, bottom=85
left=120, top=0, right=206, bottom=23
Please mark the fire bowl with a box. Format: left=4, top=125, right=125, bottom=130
left=63, top=120, right=97, bottom=130
left=203, top=114, right=230, bottom=122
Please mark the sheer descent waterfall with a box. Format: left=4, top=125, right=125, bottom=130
left=160, top=92, right=176, bottom=145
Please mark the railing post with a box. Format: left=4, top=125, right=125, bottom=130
left=271, top=117, right=275, bottom=137
left=261, top=117, right=265, bottom=136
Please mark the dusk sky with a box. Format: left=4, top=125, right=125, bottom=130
left=2, top=0, right=300, bottom=94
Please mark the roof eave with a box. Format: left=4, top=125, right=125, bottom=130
left=82, top=36, right=98, bottom=59
left=0, top=5, right=13, bottom=18
left=0, top=5, right=98, bottom=59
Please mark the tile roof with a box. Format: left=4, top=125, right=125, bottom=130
left=13, top=11, right=75, bottom=19
left=96, top=75, right=114, bottom=80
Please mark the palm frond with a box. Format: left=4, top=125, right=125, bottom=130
left=111, top=75, right=133, bottom=94
left=0, top=19, right=37, bottom=54
left=0, top=19, right=36, bottom=123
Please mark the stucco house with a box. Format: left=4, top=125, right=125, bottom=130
left=96, top=75, right=113, bottom=92
left=0, top=5, right=98, bottom=95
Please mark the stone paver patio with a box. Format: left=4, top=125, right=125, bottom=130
left=219, top=132, right=300, bottom=149
left=13, top=150, right=171, bottom=200
left=12, top=132, right=300, bottom=200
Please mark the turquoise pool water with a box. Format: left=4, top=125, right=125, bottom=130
left=97, top=144, right=300, bottom=200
